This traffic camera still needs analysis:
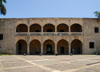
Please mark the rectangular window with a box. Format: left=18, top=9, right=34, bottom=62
left=0, top=34, right=3, bottom=40
left=95, top=27, right=99, bottom=33
left=89, top=42, right=94, bottom=48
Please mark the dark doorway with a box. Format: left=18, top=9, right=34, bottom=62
left=18, top=43, right=21, bottom=54
left=61, top=47, right=64, bottom=54
left=60, top=30, right=64, bottom=32
left=35, top=30, right=40, bottom=32
left=47, top=29, right=53, bottom=32
left=46, top=44, right=52, bottom=54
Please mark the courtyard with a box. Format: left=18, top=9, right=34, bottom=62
left=0, top=55, right=100, bottom=72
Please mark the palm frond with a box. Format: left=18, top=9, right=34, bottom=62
left=2, top=0, right=7, bottom=3
left=1, top=4, right=6, bottom=15
left=94, top=11, right=100, bottom=18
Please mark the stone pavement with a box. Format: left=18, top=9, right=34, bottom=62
left=0, top=55, right=100, bottom=72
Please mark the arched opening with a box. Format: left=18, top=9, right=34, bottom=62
left=71, top=39, right=82, bottom=54
left=57, top=39, right=69, bottom=54
left=30, top=40, right=41, bottom=55
left=16, top=24, right=28, bottom=32
left=30, top=24, right=41, bottom=32
left=43, top=24, right=55, bottom=32
left=47, top=29, right=53, bottom=32
left=71, top=24, right=82, bottom=32
left=16, top=40, right=27, bottom=54
left=43, top=40, right=55, bottom=54
left=57, top=24, right=69, bottom=32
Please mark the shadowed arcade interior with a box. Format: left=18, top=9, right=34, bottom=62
left=16, top=40, right=27, bottom=54
left=16, top=24, right=28, bottom=32
left=57, top=23, right=69, bottom=32
left=71, top=39, right=82, bottom=54
left=43, top=24, right=55, bottom=32
left=30, top=24, right=41, bottom=32
left=43, top=40, right=55, bottom=54
left=57, top=39, right=69, bottom=54
left=30, top=40, right=41, bottom=55
left=71, top=24, right=82, bottom=32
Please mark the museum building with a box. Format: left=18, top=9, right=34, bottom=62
left=0, top=18, right=100, bottom=55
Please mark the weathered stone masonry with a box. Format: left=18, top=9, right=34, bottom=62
left=0, top=18, right=100, bottom=54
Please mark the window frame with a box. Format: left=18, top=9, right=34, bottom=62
left=94, top=27, right=99, bottom=33
left=0, top=34, right=3, bottom=40
left=89, top=42, right=95, bottom=48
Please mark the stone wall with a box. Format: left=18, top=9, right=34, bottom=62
left=0, top=19, right=15, bottom=54
left=83, top=18, right=100, bottom=54
left=1, top=18, right=99, bottom=54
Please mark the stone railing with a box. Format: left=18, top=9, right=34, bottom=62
left=43, top=32, right=56, bottom=36
left=16, top=32, right=28, bottom=36
left=30, top=32, right=42, bottom=36
left=70, top=32, right=83, bottom=35
left=15, top=32, right=83, bottom=36
left=57, top=32, right=69, bottom=35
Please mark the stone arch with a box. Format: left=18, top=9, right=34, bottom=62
left=71, top=23, right=82, bottom=32
left=71, top=39, right=82, bottom=54
left=57, top=38, right=69, bottom=43
left=30, top=39, right=41, bottom=55
left=16, top=23, right=28, bottom=27
left=43, top=38, right=56, bottom=44
left=16, top=24, right=28, bottom=32
left=29, top=39, right=41, bottom=44
left=43, top=39, right=55, bottom=54
left=16, top=39, right=27, bottom=54
left=57, top=39, right=69, bottom=54
left=43, top=22, right=55, bottom=26
left=57, top=23, right=69, bottom=32
left=30, top=23, right=41, bottom=32
left=71, top=38, right=83, bottom=44
left=43, top=23, right=55, bottom=32
left=16, top=39, right=27, bottom=44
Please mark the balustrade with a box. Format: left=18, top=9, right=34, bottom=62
left=16, top=32, right=83, bottom=36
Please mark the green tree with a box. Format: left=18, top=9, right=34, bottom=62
left=94, top=11, right=100, bottom=18
left=0, top=0, right=7, bottom=15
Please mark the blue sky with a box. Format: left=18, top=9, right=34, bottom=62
left=0, top=0, right=100, bottom=18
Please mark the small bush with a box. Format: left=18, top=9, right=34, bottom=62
left=1, top=54, right=13, bottom=55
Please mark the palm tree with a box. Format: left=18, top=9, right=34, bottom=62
left=0, top=0, right=7, bottom=15
left=94, top=11, right=100, bottom=18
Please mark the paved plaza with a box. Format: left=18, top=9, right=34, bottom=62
left=0, top=55, right=100, bottom=72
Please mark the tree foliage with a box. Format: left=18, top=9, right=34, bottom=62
left=94, top=11, right=100, bottom=18
left=0, top=0, right=7, bottom=15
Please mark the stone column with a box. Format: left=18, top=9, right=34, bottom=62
left=82, top=44, right=83, bottom=54
left=41, top=43, right=43, bottom=54
left=69, top=26, right=71, bottom=35
left=27, top=43, right=30, bottom=55
left=14, top=43, right=16, bottom=55
left=41, top=26, right=43, bottom=35
left=55, top=26, right=57, bottom=35
left=28, top=25, right=30, bottom=35
left=69, top=43, right=71, bottom=54
left=55, top=43, right=57, bottom=54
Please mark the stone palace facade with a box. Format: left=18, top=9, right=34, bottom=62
left=0, top=18, right=100, bottom=55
